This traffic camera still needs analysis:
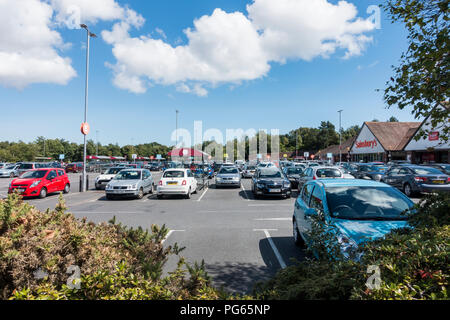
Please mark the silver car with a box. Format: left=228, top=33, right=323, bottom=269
left=0, top=164, right=19, bottom=178
left=241, top=164, right=256, bottom=178
left=215, top=166, right=241, bottom=188
left=105, top=169, right=154, bottom=200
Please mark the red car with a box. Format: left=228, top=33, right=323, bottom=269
left=65, top=163, right=83, bottom=173
left=9, top=169, right=70, bottom=198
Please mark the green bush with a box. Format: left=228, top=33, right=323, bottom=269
left=256, top=192, right=449, bottom=300
left=0, top=193, right=228, bottom=300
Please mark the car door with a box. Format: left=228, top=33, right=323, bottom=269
left=56, top=169, right=66, bottom=190
left=295, top=183, right=315, bottom=235
left=397, top=167, right=413, bottom=188
left=45, top=170, right=58, bottom=193
left=187, top=170, right=197, bottom=191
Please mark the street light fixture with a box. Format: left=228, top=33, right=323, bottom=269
left=80, top=24, right=96, bottom=192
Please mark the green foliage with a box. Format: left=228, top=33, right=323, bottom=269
left=382, top=0, right=449, bottom=142
left=256, top=193, right=449, bottom=300
left=0, top=194, right=226, bottom=300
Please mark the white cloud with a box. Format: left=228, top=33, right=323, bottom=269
left=0, top=0, right=143, bottom=89
left=0, top=0, right=76, bottom=88
left=104, top=0, right=376, bottom=96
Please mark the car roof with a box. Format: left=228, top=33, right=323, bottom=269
left=312, top=179, right=388, bottom=188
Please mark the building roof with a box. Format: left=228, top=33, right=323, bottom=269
left=316, top=136, right=357, bottom=157
left=363, top=121, right=421, bottom=151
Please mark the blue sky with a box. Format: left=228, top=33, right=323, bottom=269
left=0, top=0, right=417, bottom=147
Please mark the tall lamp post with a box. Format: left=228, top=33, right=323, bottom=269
left=176, top=110, right=179, bottom=147
left=338, top=109, right=343, bottom=164
left=80, top=24, right=96, bottom=192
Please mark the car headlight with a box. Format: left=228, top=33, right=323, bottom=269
left=106, top=184, right=112, bottom=190
left=233, top=176, right=240, bottom=180
left=130, top=184, right=137, bottom=190
left=30, top=180, right=41, bottom=188
left=216, top=177, right=222, bottom=181
left=337, top=235, right=358, bottom=259
left=256, top=183, right=264, bottom=189
left=283, top=181, right=291, bottom=188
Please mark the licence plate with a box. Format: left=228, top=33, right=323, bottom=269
left=167, top=182, right=178, bottom=185
left=269, top=189, right=281, bottom=193
left=432, top=180, right=445, bottom=184
left=18, top=188, right=25, bottom=193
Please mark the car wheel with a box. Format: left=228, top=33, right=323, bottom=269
left=9, top=173, right=14, bottom=178
left=293, top=219, right=305, bottom=248
left=39, top=187, right=47, bottom=199
left=63, top=184, right=70, bottom=194
left=137, top=188, right=144, bottom=199
left=403, top=183, right=413, bottom=197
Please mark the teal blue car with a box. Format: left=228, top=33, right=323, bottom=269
left=293, top=179, right=415, bottom=259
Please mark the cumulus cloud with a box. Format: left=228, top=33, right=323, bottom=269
left=0, top=0, right=76, bottom=89
left=104, top=0, right=376, bottom=96
left=0, top=0, right=141, bottom=89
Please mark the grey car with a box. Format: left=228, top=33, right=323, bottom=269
left=105, top=169, right=154, bottom=199
left=381, top=165, right=450, bottom=197
left=215, top=166, right=241, bottom=188
left=241, top=164, right=256, bottom=178
left=297, top=166, right=344, bottom=189
left=0, top=164, right=20, bottom=178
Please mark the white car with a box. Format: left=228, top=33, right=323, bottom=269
left=95, top=167, right=125, bottom=190
left=257, top=162, right=276, bottom=168
left=157, top=169, right=198, bottom=199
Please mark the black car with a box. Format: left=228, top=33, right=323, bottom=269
left=252, top=168, right=291, bottom=199
left=350, top=164, right=389, bottom=181
left=381, top=165, right=450, bottom=197
left=282, top=166, right=303, bottom=189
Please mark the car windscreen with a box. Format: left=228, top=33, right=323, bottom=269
left=20, top=170, right=47, bottom=179
left=20, top=164, right=33, bottom=169
left=114, top=170, right=141, bottom=180
left=325, top=186, right=412, bottom=220
left=246, top=166, right=256, bottom=170
left=259, top=171, right=282, bottom=178
left=163, top=171, right=185, bottom=178
left=315, top=168, right=342, bottom=178
left=412, top=167, right=445, bottom=175
left=287, top=168, right=303, bottom=174
left=219, top=167, right=239, bottom=174
left=5, top=165, right=16, bottom=170
left=106, top=168, right=123, bottom=175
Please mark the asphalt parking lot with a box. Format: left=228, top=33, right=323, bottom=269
left=0, top=172, right=423, bottom=294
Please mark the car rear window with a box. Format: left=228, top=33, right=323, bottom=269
left=164, top=171, right=185, bottom=178
left=219, top=167, right=239, bottom=174
left=412, top=167, right=445, bottom=175
left=315, top=168, right=342, bottom=178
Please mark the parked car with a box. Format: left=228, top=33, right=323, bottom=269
left=157, top=168, right=198, bottom=199
left=65, top=162, right=83, bottom=173
left=0, top=163, right=10, bottom=170
left=351, top=164, right=389, bottom=181
left=283, top=166, right=304, bottom=189
left=8, top=168, right=70, bottom=198
left=241, top=164, right=257, bottom=178
left=381, top=165, right=450, bottom=197
left=297, top=166, right=344, bottom=189
left=215, top=166, right=241, bottom=188
left=105, top=169, right=154, bottom=200
left=257, top=162, right=275, bottom=168
left=292, top=179, right=415, bottom=259
left=149, top=162, right=163, bottom=171
left=0, top=164, right=20, bottom=178
left=95, top=167, right=125, bottom=190
left=252, top=168, right=291, bottom=199
left=427, top=163, right=450, bottom=175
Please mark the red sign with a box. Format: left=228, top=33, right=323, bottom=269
left=80, top=122, right=90, bottom=135
left=428, top=131, right=439, bottom=141
left=356, top=139, right=378, bottom=149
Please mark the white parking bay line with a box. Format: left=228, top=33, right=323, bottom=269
left=162, top=230, right=185, bottom=244
left=241, top=184, right=252, bottom=201
left=254, top=229, right=287, bottom=269
left=197, top=187, right=209, bottom=202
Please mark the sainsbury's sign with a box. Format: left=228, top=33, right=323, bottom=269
left=356, top=139, right=378, bottom=149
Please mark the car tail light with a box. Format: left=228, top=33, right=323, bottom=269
left=414, top=176, right=427, bottom=182
left=313, top=176, right=316, bottom=180
left=182, top=180, right=187, bottom=185
left=158, top=180, right=162, bottom=186
left=447, top=177, right=450, bottom=183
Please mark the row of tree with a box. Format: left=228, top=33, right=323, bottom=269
left=0, top=138, right=171, bottom=163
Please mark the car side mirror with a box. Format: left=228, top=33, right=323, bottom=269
left=304, top=208, right=318, bottom=217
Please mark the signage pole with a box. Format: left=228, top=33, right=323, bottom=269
left=338, top=109, right=343, bottom=164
